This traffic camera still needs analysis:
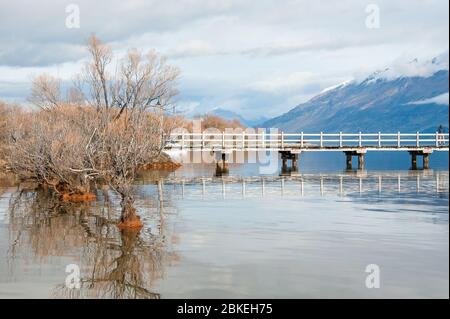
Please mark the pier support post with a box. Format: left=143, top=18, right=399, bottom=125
left=280, top=151, right=300, bottom=175
left=344, top=149, right=367, bottom=170
left=215, top=151, right=229, bottom=176
left=345, top=153, right=352, bottom=170
left=423, top=153, right=430, bottom=169
left=358, top=154, right=365, bottom=170
left=292, top=156, right=298, bottom=170
left=282, top=157, right=288, bottom=172
left=409, top=149, right=432, bottom=170
left=410, top=152, right=417, bottom=170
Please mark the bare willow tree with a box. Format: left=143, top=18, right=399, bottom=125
left=8, top=35, right=180, bottom=228
left=82, top=36, right=180, bottom=228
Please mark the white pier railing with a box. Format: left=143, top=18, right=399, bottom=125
left=166, top=132, right=449, bottom=152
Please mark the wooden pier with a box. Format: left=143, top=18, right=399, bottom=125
left=167, top=131, right=449, bottom=170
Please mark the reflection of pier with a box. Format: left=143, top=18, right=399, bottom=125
left=156, top=171, right=449, bottom=199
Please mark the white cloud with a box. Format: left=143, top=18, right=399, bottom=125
left=408, top=92, right=449, bottom=106
left=248, top=72, right=317, bottom=93
left=168, top=40, right=215, bottom=58
left=383, top=51, right=449, bottom=79
left=177, top=100, right=201, bottom=114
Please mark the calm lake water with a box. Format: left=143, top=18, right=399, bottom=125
left=0, top=152, right=448, bottom=298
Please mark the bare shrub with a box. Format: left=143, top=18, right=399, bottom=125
left=8, top=105, right=99, bottom=194
left=0, top=101, right=14, bottom=166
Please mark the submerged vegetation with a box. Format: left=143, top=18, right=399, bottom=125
left=1, top=35, right=180, bottom=229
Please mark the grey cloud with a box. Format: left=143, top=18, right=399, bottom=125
left=240, top=39, right=371, bottom=58
left=0, top=0, right=237, bottom=66
left=0, top=42, right=86, bottom=67
left=167, top=37, right=396, bottom=60
left=1, top=0, right=448, bottom=67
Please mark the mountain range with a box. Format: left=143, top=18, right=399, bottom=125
left=261, top=53, right=449, bottom=133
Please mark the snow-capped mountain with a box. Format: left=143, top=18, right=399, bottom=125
left=262, top=53, right=449, bottom=133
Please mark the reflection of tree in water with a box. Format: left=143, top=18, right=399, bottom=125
left=7, top=186, right=177, bottom=299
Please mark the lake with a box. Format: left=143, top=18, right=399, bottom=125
left=0, top=151, right=448, bottom=298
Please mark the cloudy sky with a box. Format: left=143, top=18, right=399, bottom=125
left=0, top=0, right=448, bottom=119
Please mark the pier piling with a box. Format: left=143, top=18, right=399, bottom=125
left=423, top=153, right=430, bottom=169
left=346, top=153, right=352, bottom=170
left=280, top=151, right=300, bottom=174
left=344, top=150, right=366, bottom=170
left=358, top=154, right=365, bottom=170
left=215, top=151, right=230, bottom=176
left=409, top=150, right=433, bottom=170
